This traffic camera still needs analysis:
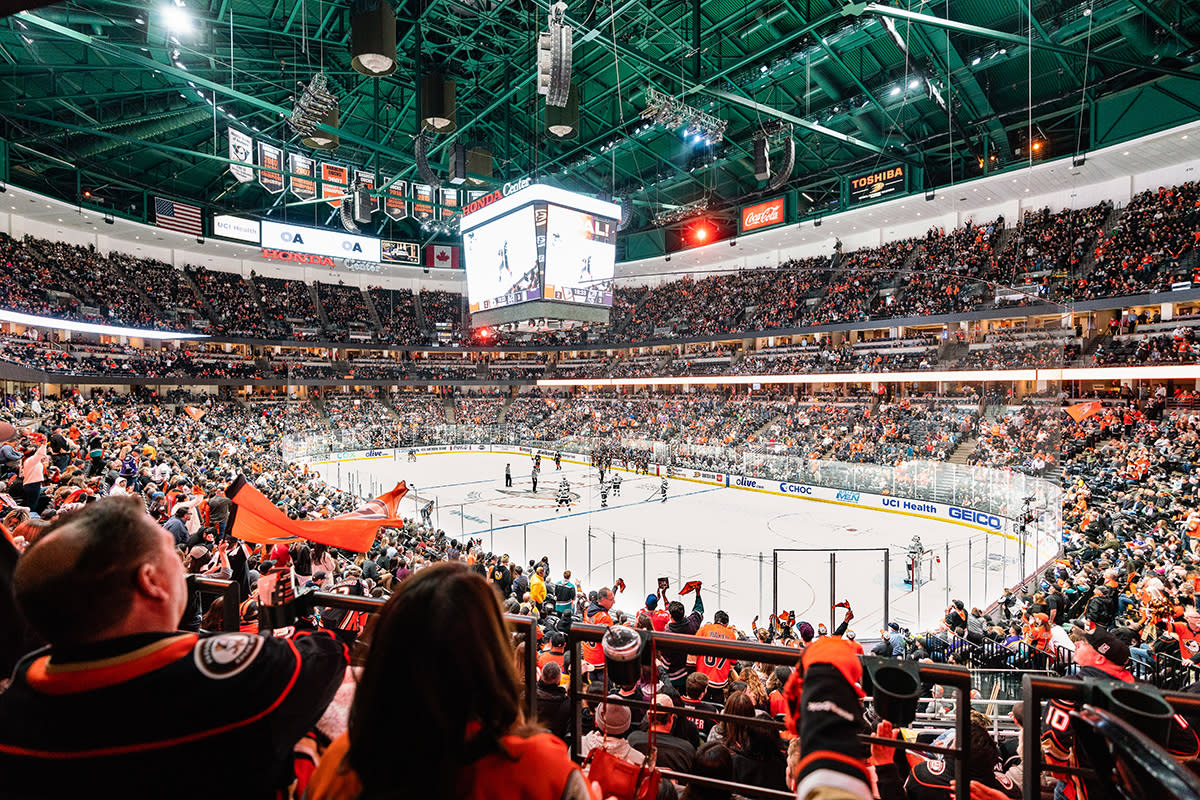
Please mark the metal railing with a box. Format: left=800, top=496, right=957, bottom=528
left=188, top=576, right=538, bottom=720
left=565, top=621, right=975, bottom=800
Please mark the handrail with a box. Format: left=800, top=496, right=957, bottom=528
left=184, top=577, right=539, bottom=721
left=1021, top=674, right=1200, bottom=800
left=565, top=622, right=974, bottom=800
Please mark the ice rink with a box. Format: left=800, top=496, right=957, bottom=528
left=313, top=450, right=1056, bottom=636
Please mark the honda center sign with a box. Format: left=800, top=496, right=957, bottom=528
left=260, top=220, right=381, bottom=263
left=740, top=196, right=786, bottom=233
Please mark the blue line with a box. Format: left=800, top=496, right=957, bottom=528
left=484, top=486, right=723, bottom=532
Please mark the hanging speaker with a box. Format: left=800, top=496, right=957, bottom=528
left=300, top=104, right=339, bottom=150
left=754, top=137, right=771, bottom=181
left=545, top=83, right=580, bottom=140
left=350, top=0, right=397, bottom=77
left=421, top=72, right=457, bottom=133
left=448, top=142, right=468, bottom=185
left=354, top=185, right=373, bottom=225
left=340, top=196, right=360, bottom=233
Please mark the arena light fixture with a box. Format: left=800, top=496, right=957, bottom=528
left=162, top=2, right=192, bottom=34
left=420, top=70, right=457, bottom=133
left=545, top=82, right=580, bottom=139
left=643, top=86, right=727, bottom=142
left=290, top=73, right=340, bottom=149
left=350, top=0, right=398, bottom=77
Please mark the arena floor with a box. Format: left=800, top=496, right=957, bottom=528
left=313, top=451, right=1054, bottom=636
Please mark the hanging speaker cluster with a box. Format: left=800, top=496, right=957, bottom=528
left=350, top=0, right=397, bottom=77
left=537, top=2, right=573, bottom=108
left=421, top=71, right=457, bottom=133
left=447, top=143, right=495, bottom=185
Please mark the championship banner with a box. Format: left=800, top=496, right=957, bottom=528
left=228, top=127, right=253, bottom=183
left=381, top=240, right=421, bottom=265
left=289, top=153, right=317, bottom=200
left=225, top=475, right=408, bottom=552
left=321, top=162, right=350, bottom=209
left=849, top=165, right=906, bottom=204
left=355, top=169, right=378, bottom=213
left=440, top=187, right=459, bottom=222
left=383, top=178, right=408, bottom=221
left=257, top=142, right=284, bottom=194
left=413, top=183, right=435, bottom=223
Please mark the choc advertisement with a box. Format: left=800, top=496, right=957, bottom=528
left=739, top=196, right=786, bottom=234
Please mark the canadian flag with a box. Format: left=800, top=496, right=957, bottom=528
left=425, top=244, right=460, bottom=269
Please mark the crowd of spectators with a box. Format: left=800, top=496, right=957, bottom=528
left=317, top=282, right=373, bottom=340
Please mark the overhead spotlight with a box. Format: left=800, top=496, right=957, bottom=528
left=0, top=183, right=6, bottom=193
left=1073, top=154, right=1087, bottom=167
left=537, top=2, right=573, bottom=108
left=350, top=0, right=398, bottom=77
left=103, top=214, right=114, bottom=224
left=813, top=218, right=822, bottom=227
left=545, top=82, right=580, bottom=139
left=889, top=86, right=901, bottom=97
left=909, top=79, right=920, bottom=89
left=971, top=56, right=981, bottom=66
left=162, top=3, right=192, bottom=34
left=421, top=70, right=457, bottom=133
left=925, top=189, right=936, bottom=201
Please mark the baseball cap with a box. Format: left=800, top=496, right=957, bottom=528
left=1086, top=628, right=1130, bottom=666
left=798, top=622, right=815, bottom=642
left=645, top=593, right=658, bottom=609
left=187, top=545, right=209, bottom=561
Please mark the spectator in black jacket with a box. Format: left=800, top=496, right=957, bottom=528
left=536, top=661, right=570, bottom=741
left=664, top=590, right=704, bottom=689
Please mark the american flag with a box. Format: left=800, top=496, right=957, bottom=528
left=154, top=197, right=203, bottom=236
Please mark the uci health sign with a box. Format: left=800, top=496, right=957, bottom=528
left=260, top=220, right=381, bottom=263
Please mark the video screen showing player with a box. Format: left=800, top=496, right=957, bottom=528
left=543, top=205, right=616, bottom=307
left=463, top=205, right=540, bottom=312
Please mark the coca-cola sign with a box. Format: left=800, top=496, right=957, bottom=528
left=740, top=197, right=786, bottom=232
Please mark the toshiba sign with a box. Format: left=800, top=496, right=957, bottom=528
left=740, top=197, right=785, bottom=233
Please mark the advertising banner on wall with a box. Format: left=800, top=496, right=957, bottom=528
left=848, top=165, right=906, bottom=204
left=260, top=220, right=381, bottom=262
left=257, top=143, right=284, bottom=193
left=381, top=240, right=421, bottom=265
left=739, top=196, right=786, bottom=233
left=213, top=214, right=260, bottom=243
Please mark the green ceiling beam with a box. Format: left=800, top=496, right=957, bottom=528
left=851, top=3, right=1200, bottom=83
left=1126, top=0, right=1194, bottom=50
left=14, top=11, right=417, bottom=170
left=704, top=88, right=916, bottom=162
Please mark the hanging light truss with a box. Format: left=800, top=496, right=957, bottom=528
left=288, top=72, right=340, bottom=148
left=653, top=197, right=710, bottom=227
left=643, top=86, right=727, bottom=142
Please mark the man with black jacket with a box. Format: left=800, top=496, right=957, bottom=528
left=663, top=588, right=704, bottom=689
left=0, top=495, right=348, bottom=799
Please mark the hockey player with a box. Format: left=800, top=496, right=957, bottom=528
left=531, top=465, right=539, bottom=494
left=600, top=481, right=609, bottom=508
left=598, top=463, right=606, bottom=486
left=421, top=500, right=434, bottom=526
left=556, top=477, right=571, bottom=511
left=554, top=451, right=562, bottom=470
left=660, top=475, right=669, bottom=503
left=505, top=463, right=512, bottom=488
left=611, top=472, right=622, bottom=497
left=407, top=448, right=417, bottom=462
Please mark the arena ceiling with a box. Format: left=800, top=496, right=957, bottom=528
left=1, top=0, right=1199, bottom=237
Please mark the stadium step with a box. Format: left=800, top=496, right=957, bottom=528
left=361, top=287, right=385, bottom=337
left=378, top=393, right=405, bottom=422
left=498, top=395, right=512, bottom=425
left=946, top=435, right=977, bottom=465
left=308, top=282, right=332, bottom=330
left=180, top=268, right=221, bottom=326
left=442, top=396, right=457, bottom=424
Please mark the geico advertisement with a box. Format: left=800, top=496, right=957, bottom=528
left=260, top=220, right=381, bottom=262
